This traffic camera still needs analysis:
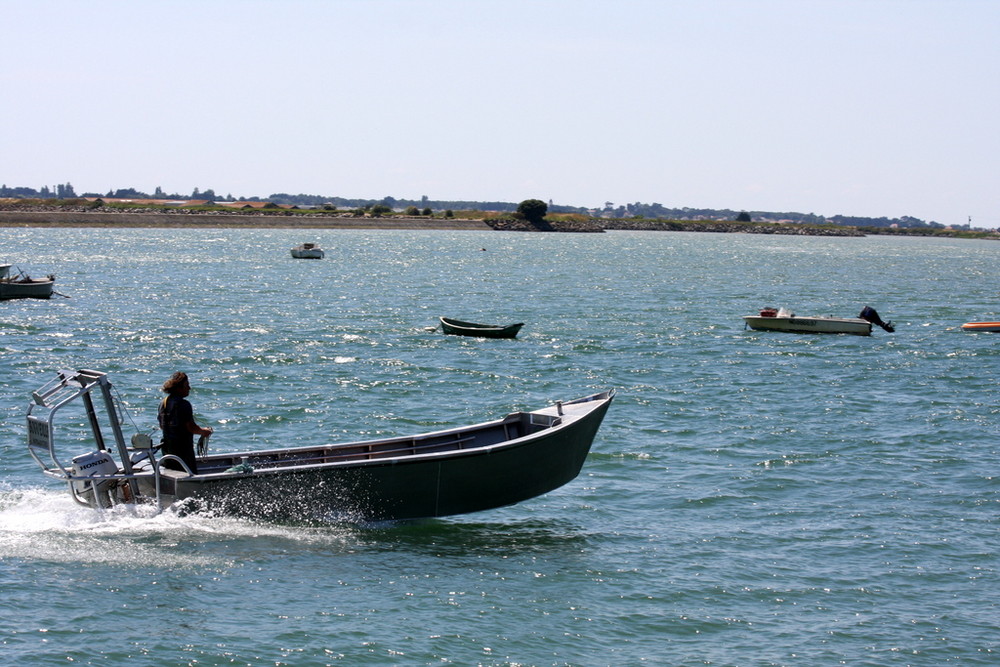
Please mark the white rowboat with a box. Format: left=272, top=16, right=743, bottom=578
left=744, top=306, right=894, bottom=336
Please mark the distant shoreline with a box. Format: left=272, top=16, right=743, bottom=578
left=0, top=210, right=491, bottom=230
left=0, top=210, right=859, bottom=235
left=1, top=210, right=993, bottom=239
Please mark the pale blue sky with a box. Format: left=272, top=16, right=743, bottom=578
left=3, top=0, right=998, bottom=226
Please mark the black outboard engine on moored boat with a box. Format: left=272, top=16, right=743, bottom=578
left=859, top=306, right=894, bottom=332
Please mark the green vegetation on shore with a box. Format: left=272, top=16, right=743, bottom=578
left=0, top=197, right=996, bottom=240
left=0, top=182, right=971, bottom=231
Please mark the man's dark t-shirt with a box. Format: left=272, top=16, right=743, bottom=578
left=158, top=395, right=197, bottom=472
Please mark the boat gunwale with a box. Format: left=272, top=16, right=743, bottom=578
left=188, top=391, right=613, bottom=478
left=190, top=424, right=559, bottom=479
left=439, top=317, right=524, bottom=332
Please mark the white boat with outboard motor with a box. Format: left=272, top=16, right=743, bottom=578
left=743, top=305, right=895, bottom=336
left=26, top=369, right=614, bottom=522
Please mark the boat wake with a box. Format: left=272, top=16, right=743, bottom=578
left=0, top=485, right=361, bottom=568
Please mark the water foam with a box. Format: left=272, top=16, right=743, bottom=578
left=0, top=485, right=359, bottom=568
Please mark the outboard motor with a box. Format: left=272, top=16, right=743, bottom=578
left=70, top=450, right=119, bottom=508
left=859, top=306, right=895, bottom=333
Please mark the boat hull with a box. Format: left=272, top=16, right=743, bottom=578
left=961, top=321, right=1000, bottom=332
left=440, top=317, right=524, bottom=339
left=167, top=394, right=611, bottom=522
left=744, top=315, right=873, bottom=336
left=0, top=279, right=54, bottom=300
left=290, top=249, right=324, bottom=259
left=174, top=404, right=607, bottom=521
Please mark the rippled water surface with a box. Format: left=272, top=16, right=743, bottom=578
left=1, top=228, right=998, bottom=665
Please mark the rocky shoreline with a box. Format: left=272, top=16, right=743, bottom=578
left=601, top=219, right=865, bottom=236
left=483, top=217, right=605, bottom=233
left=0, top=207, right=860, bottom=236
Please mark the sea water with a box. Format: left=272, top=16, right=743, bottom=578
left=0, top=228, right=997, bottom=665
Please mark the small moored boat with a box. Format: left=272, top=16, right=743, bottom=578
left=290, top=243, right=324, bottom=259
left=961, top=321, right=1000, bottom=332
left=440, top=317, right=524, bottom=339
left=743, top=305, right=894, bottom=336
left=26, top=369, right=613, bottom=522
left=0, top=264, right=55, bottom=300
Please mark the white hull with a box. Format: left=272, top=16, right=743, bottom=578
left=744, top=315, right=873, bottom=336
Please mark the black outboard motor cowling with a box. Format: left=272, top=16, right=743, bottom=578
left=859, top=306, right=894, bottom=333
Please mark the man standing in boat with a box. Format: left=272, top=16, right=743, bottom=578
left=158, top=372, right=213, bottom=473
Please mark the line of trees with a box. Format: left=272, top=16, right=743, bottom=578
left=0, top=182, right=943, bottom=229
left=1, top=182, right=79, bottom=199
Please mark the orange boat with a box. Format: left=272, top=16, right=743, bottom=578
left=961, top=321, right=1000, bottom=332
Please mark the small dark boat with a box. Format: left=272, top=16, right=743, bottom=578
left=26, top=369, right=613, bottom=522
left=440, top=317, right=524, bottom=339
left=0, top=264, right=55, bottom=300
left=290, top=243, right=324, bottom=259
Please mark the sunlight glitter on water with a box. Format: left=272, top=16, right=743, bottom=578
left=1, top=229, right=998, bottom=664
